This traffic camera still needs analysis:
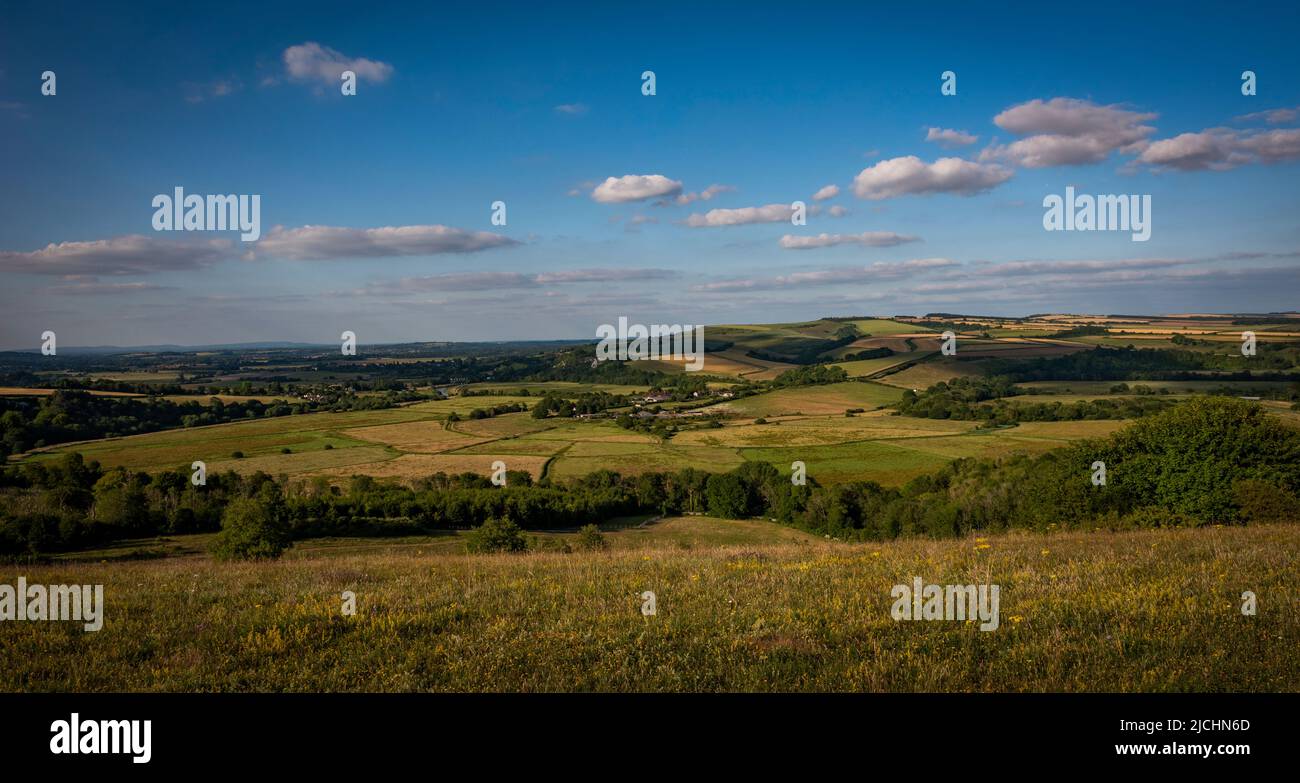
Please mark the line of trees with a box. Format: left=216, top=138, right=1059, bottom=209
left=0, top=389, right=417, bottom=459
left=896, top=377, right=1178, bottom=422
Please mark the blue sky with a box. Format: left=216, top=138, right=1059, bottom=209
left=2, top=1, right=1299, bottom=348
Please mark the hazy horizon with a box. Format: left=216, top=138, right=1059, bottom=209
left=4, top=308, right=1299, bottom=354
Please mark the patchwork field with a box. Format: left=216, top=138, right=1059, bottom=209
left=704, top=381, right=903, bottom=416
left=875, top=357, right=990, bottom=389
left=6, top=520, right=1295, bottom=692
left=23, top=376, right=1137, bottom=488
left=644, top=348, right=795, bottom=379
left=16, top=314, right=1294, bottom=492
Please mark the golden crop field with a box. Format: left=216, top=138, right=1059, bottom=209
left=5, top=519, right=1295, bottom=692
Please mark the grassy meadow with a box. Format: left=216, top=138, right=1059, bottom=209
left=3, top=517, right=1295, bottom=692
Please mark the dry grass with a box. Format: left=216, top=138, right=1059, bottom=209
left=3, top=521, right=1295, bottom=692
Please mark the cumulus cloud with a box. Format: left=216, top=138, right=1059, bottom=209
left=590, top=174, right=683, bottom=203
left=827, top=205, right=849, bottom=217
left=255, top=225, right=519, bottom=260
left=925, top=127, right=978, bottom=148
left=811, top=184, right=840, bottom=201
left=682, top=203, right=795, bottom=227
left=282, top=42, right=394, bottom=86
left=1137, top=128, right=1300, bottom=171
left=1236, top=106, right=1300, bottom=125
left=980, top=97, right=1157, bottom=168
left=852, top=156, right=1012, bottom=199
left=672, top=183, right=734, bottom=205
left=0, top=235, right=233, bottom=276
left=778, top=231, right=920, bottom=250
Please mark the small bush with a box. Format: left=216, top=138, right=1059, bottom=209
left=464, top=517, right=528, bottom=554
left=231, top=451, right=244, bottom=459
left=1120, top=506, right=1200, bottom=529
left=575, top=524, right=608, bottom=551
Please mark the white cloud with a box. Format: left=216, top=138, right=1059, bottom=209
left=925, top=127, right=978, bottom=148
left=1240, top=128, right=1300, bottom=163
left=673, top=183, right=734, bottom=205
left=282, top=42, right=394, bottom=86
left=778, top=231, right=920, bottom=250
left=973, top=257, right=1194, bottom=277
left=980, top=97, right=1157, bottom=168
left=1137, top=128, right=1300, bottom=171
left=0, top=235, right=232, bottom=276
left=811, top=184, right=840, bottom=201
left=852, top=156, right=1012, bottom=199
left=554, top=103, right=589, bottom=115
left=682, top=203, right=794, bottom=227
left=1236, top=106, right=1300, bottom=125
left=591, top=174, right=683, bottom=203
left=255, top=225, right=519, bottom=260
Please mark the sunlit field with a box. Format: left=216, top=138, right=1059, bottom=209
left=3, top=518, right=1295, bottom=692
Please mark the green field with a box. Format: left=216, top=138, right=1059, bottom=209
left=706, top=381, right=903, bottom=416
left=5, top=518, right=1295, bottom=692
left=845, top=319, right=931, bottom=336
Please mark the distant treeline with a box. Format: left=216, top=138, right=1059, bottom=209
left=0, top=389, right=416, bottom=458
left=989, top=345, right=1300, bottom=381
left=840, top=346, right=895, bottom=361
left=896, top=376, right=1178, bottom=422
left=2, top=397, right=1296, bottom=557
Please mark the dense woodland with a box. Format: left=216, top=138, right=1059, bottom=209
left=2, top=397, right=1296, bottom=558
